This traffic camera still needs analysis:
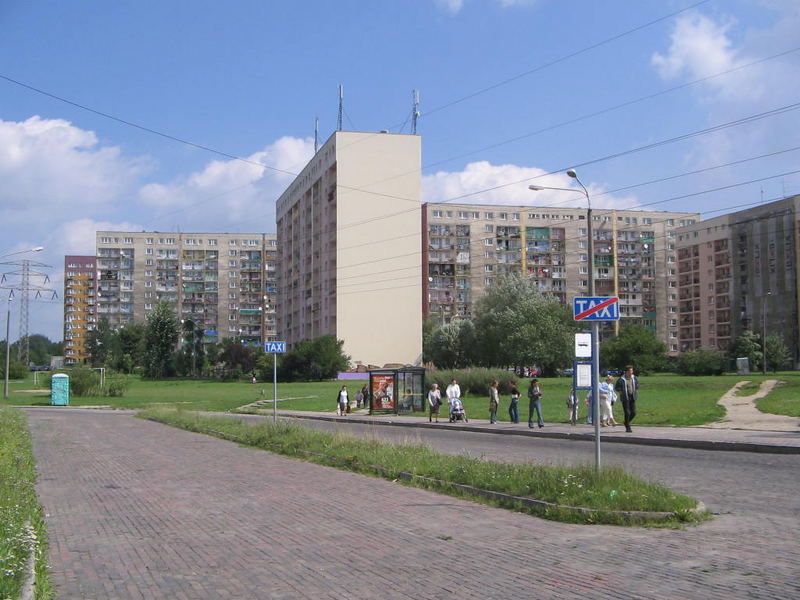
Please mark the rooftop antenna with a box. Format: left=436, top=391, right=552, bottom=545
left=314, top=117, right=319, bottom=153
left=337, top=84, right=344, bottom=132
left=411, top=90, right=420, bottom=135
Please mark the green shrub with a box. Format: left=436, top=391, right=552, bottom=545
left=105, top=374, right=131, bottom=397
left=676, top=348, right=727, bottom=376
left=427, top=368, right=518, bottom=397
left=67, top=366, right=101, bottom=396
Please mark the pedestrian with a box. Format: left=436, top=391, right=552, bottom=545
left=428, top=383, right=442, bottom=423
left=566, top=387, right=579, bottom=425
left=615, top=365, right=639, bottom=432
left=528, top=378, right=544, bottom=428
left=356, top=390, right=364, bottom=409
left=488, top=379, right=500, bottom=424
left=360, top=384, right=370, bottom=410
left=336, top=385, right=348, bottom=416
left=599, top=374, right=618, bottom=426
left=446, top=378, right=461, bottom=421
left=508, top=384, right=520, bottom=424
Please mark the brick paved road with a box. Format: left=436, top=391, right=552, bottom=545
left=26, top=408, right=800, bottom=599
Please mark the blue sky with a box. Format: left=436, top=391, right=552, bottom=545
left=1, top=0, right=798, bottom=341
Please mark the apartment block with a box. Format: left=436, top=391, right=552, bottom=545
left=276, top=131, right=422, bottom=366
left=423, top=203, right=699, bottom=353
left=94, top=232, right=277, bottom=345
left=63, top=255, right=97, bottom=365
left=676, top=195, right=800, bottom=362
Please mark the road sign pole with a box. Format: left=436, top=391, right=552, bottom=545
left=592, top=321, right=601, bottom=472
left=273, top=352, right=278, bottom=424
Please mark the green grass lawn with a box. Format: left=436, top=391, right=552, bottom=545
left=4, top=371, right=798, bottom=426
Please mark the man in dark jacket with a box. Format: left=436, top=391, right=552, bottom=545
left=615, top=365, right=638, bottom=432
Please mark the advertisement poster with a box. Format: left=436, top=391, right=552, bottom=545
left=372, top=375, right=395, bottom=410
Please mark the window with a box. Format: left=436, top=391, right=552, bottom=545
left=145, top=281, right=152, bottom=288
left=229, top=282, right=237, bottom=288
left=228, top=303, right=238, bottom=310
left=484, top=265, right=494, bottom=272
left=485, top=277, right=493, bottom=286
left=146, top=259, right=153, bottom=266
left=146, top=248, right=153, bottom=255
left=100, top=237, right=112, bottom=244
left=146, top=238, right=154, bottom=244
left=229, top=239, right=237, bottom=245
left=472, top=212, right=480, bottom=219
left=579, top=253, right=588, bottom=262
left=579, top=266, right=588, bottom=274
left=124, top=237, right=133, bottom=244
left=208, top=239, right=217, bottom=246
left=485, top=212, right=494, bottom=219
left=145, top=270, right=153, bottom=277
left=484, top=239, right=494, bottom=246
left=229, top=250, right=237, bottom=256
left=499, top=212, right=508, bottom=220
left=511, top=213, right=520, bottom=221
left=228, top=292, right=237, bottom=299
left=229, top=271, right=238, bottom=278
left=579, top=228, right=587, bottom=236
left=667, top=219, right=675, bottom=226
left=229, top=260, right=237, bottom=267
left=457, top=211, right=468, bottom=219
left=432, top=210, right=442, bottom=218
left=145, top=303, right=152, bottom=310
left=485, top=225, right=494, bottom=233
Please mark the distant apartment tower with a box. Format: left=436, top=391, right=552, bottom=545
left=276, top=131, right=422, bottom=366
left=95, top=232, right=277, bottom=345
left=675, top=195, right=800, bottom=362
left=423, top=203, right=699, bottom=353
left=63, top=255, right=97, bottom=365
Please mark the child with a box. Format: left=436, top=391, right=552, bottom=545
left=566, top=388, right=579, bottom=426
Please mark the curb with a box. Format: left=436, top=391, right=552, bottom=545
left=273, top=412, right=800, bottom=455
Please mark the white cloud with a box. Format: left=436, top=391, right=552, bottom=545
left=422, top=161, right=637, bottom=209
left=0, top=116, right=149, bottom=224
left=432, top=0, right=535, bottom=14
left=137, top=136, right=314, bottom=232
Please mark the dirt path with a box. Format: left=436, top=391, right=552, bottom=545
left=702, top=379, right=800, bottom=431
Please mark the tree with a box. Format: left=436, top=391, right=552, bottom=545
left=765, top=335, right=792, bottom=372
left=470, top=273, right=579, bottom=375
left=111, top=322, right=146, bottom=373
left=730, top=331, right=763, bottom=372
left=143, top=301, right=179, bottom=378
left=274, top=335, right=350, bottom=382
left=600, top=324, right=667, bottom=375
left=220, top=343, right=255, bottom=376
left=426, top=319, right=476, bottom=369
left=87, top=317, right=114, bottom=367
left=676, top=347, right=727, bottom=376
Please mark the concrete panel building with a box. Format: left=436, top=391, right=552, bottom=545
left=423, top=203, right=699, bottom=353
left=94, top=232, right=277, bottom=346
left=63, top=255, right=97, bottom=365
left=276, top=131, right=422, bottom=366
left=676, top=195, right=800, bottom=362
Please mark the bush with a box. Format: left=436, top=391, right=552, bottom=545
left=0, top=355, right=28, bottom=380
left=426, top=368, right=518, bottom=397
left=66, top=367, right=101, bottom=396
left=105, top=374, right=131, bottom=397
left=676, top=348, right=727, bottom=376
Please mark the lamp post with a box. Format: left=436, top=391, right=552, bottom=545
left=3, top=291, right=13, bottom=399
left=762, top=290, right=771, bottom=375
left=0, top=246, right=44, bottom=260
left=530, top=170, right=601, bottom=470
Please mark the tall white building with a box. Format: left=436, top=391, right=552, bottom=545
left=276, top=131, right=422, bottom=366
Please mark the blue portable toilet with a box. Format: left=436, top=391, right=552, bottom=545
left=51, top=373, right=70, bottom=406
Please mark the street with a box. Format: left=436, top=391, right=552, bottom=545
left=25, top=408, right=800, bottom=599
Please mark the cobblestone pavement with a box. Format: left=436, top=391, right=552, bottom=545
left=26, top=408, right=800, bottom=600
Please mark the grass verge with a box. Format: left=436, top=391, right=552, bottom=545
left=139, top=407, right=706, bottom=527
left=0, top=407, right=53, bottom=600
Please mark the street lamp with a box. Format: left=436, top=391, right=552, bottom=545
left=3, top=291, right=14, bottom=399
left=762, top=290, right=772, bottom=375
left=530, top=170, right=601, bottom=470
left=0, top=246, right=44, bottom=261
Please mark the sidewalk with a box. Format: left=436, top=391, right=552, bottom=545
left=268, top=409, right=800, bottom=454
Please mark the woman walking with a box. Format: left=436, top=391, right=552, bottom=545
left=428, top=383, right=442, bottom=423
left=488, top=380, right=500, bottom=424
left=508, top=384, right=520, bottom=423
left=336, top=385, right=348, bottom=416
left=599, top=374, right=618, bottom=426
left=528, top=378, right=544, bottom=428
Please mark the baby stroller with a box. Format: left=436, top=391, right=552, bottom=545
left=449, top=398, right=468, bottom=423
